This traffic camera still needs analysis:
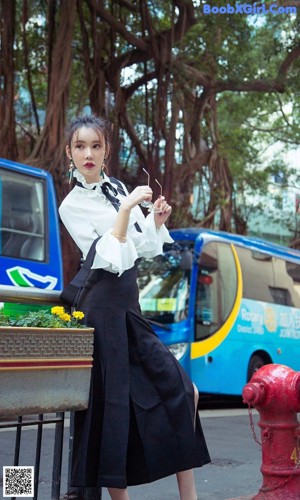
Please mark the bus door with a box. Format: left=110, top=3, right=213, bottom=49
left=190, top=239, right=240, bottom=394
left=0, top=162, right=63, bottom=304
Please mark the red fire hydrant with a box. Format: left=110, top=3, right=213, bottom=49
left=242, top=364, right=300, bottom=499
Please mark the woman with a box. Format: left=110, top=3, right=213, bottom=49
left=59, top=114, right=210, bottom=500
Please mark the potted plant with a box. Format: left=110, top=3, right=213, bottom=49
left=0, top=307, right=94, bottom=417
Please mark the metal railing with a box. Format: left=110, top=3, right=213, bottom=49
left=0, top=284, right=61, bottom=305
left=0, top=413, right=65, bottom=500
left=0, top=286, right=64, bottom=500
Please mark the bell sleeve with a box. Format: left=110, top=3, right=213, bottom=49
left=92, top=232, right=139, bottom=275
left=128, top=209, right=174, bottom=258
left=92, top=209, right=173, bottom=276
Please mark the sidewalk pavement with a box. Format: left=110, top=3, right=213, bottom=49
left=1, top=409, right=263, bottom=499
left=226, top=497, right=254, bottom=499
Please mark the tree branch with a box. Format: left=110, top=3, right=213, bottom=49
left=178, top=62, right=285, bottom=93
left=178, top=42, right=300, bottom=95
left=119, top=108, right=148, bottom=165
left=102, top=0, right=196, bottom=74
left=215, top=79, right=285, bottom=93
left=87, top=0, right=149, bottom=51
left=123, top=70, right=156, bottom=100
left=114, top=0, right=136, bottom=13
left=277, top=44, right=300, bottom=80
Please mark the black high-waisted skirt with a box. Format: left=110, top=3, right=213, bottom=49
left=71, top=265, right=210, bottom=488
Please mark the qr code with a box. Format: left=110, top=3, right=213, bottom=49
left=3, top=466, right=34, bottom=498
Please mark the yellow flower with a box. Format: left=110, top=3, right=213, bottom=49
left=51, top=306, right=65, bottom=316
left=60, top=313, right=71, bottom=322
left=72, top=311, right=85, bottom=320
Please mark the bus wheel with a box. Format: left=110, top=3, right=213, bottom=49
left=247, top=354, right=265, bottom=381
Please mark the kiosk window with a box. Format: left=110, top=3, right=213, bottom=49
left=0, top=170, right=45, bottom=261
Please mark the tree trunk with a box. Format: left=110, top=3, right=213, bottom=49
left=0, top=0, right=18, bottom=159
left=28, top=0, right=76, bottom=190
left=27, top=0, right=77, bottom=285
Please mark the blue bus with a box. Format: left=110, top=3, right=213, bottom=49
left=0, top=158, right=63, bottom=295
left=137, top=228, right=300, bottom=395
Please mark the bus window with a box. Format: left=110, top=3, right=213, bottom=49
left=0, top=170, right=45, bottom=261
left=286, top=261, right=300, bottom=303
left=235, top=247, right=275, bottom=303
left=137, top=242, right=193, bottom=324
left=268, top=285, right=292, bottom=306
left=195, top=242, right=237, bottom=340
left=236, top=247, right=300, bottom=308
left=273, top=258, right=300, bottom=308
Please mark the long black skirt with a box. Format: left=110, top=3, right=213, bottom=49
left=71, top=265, right=210, bottom=489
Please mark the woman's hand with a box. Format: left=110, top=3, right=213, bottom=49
left=153, top=196, right=172, bottom=228
left=120, top=185, right=153, bottom=211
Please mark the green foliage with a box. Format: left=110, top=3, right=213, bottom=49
left=4, top=0, right=300, bottom=240
left=0, top=307, right=87, bottom=329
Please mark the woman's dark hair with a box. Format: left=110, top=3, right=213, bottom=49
left=66, top=114, right=112, bottom=153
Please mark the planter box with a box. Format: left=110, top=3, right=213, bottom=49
left=0, top=326, right=94, bottom=417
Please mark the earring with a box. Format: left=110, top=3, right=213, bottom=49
left=100, top=158, right=107, bottom=179
left=68, top=159, right=74, bottom=184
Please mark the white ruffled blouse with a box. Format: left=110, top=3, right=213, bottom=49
left=59, top=171, right=174, bottom=276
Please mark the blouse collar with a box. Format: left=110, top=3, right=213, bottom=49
left=73, top=169, right=109, bottom=190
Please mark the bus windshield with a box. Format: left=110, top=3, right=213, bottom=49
left=137, top=241, right=194, bottom=324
